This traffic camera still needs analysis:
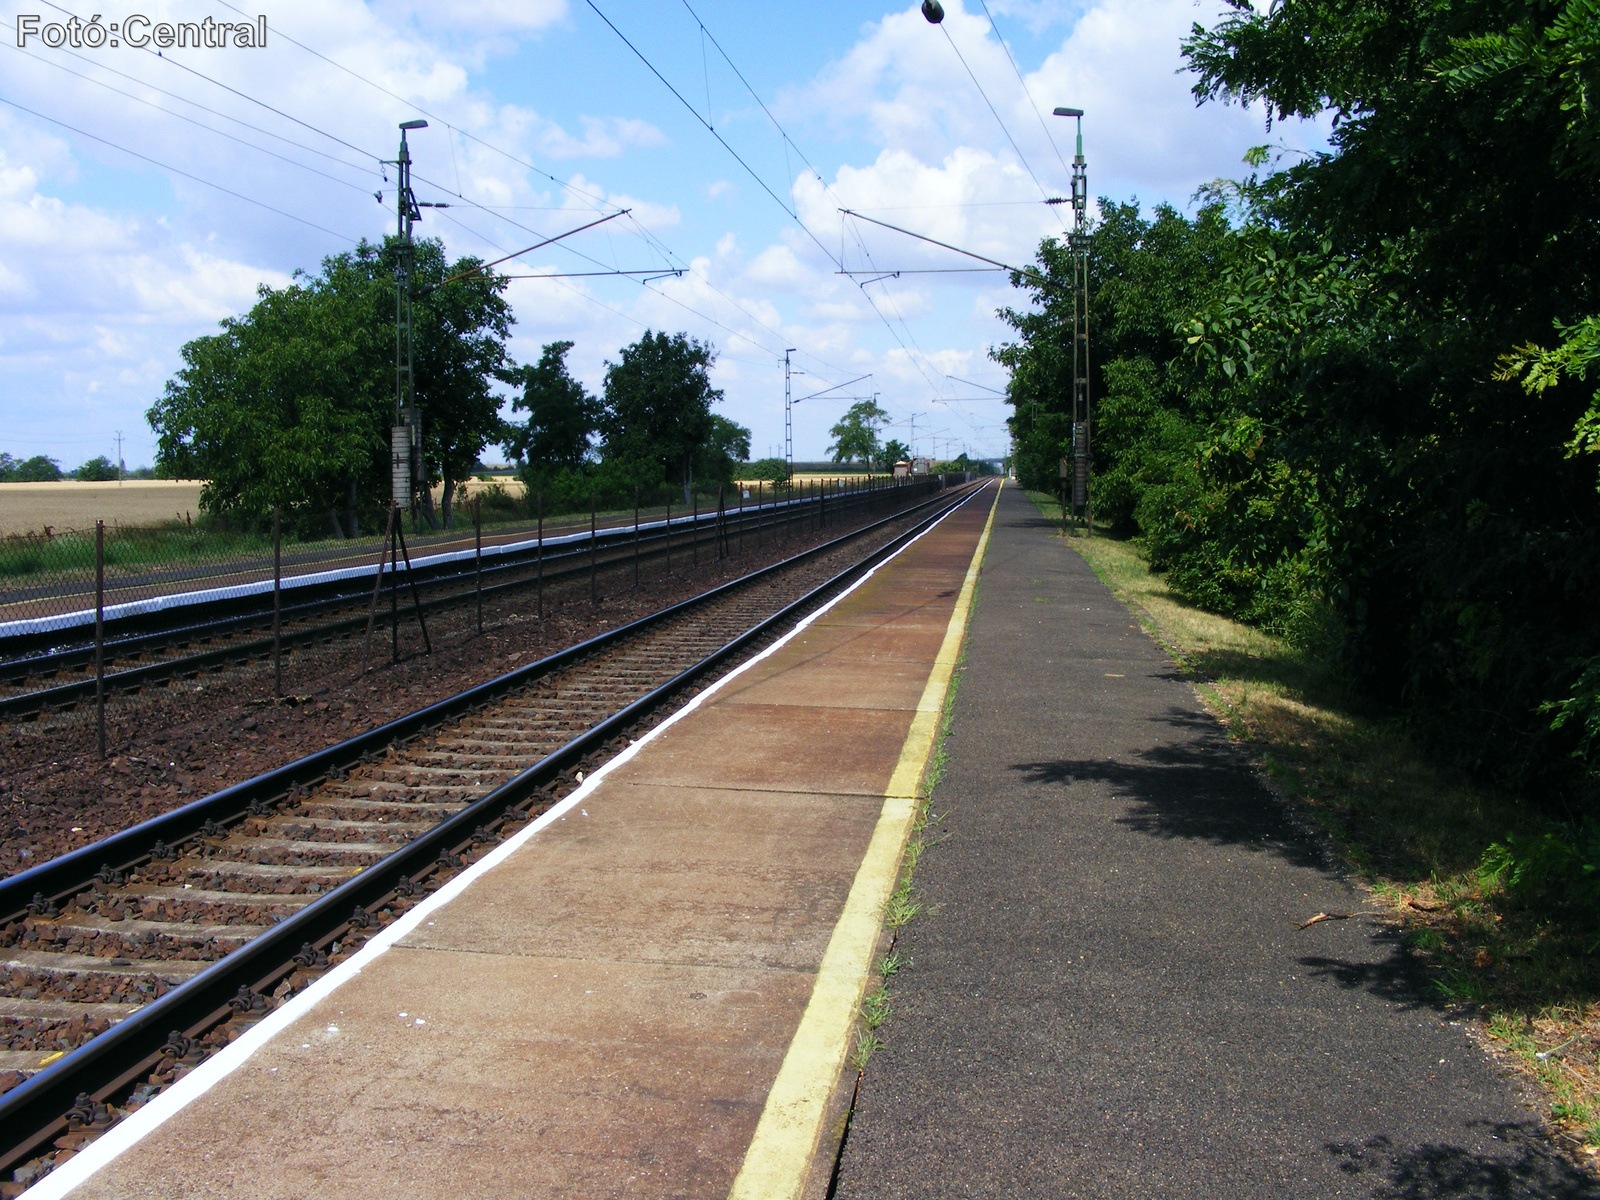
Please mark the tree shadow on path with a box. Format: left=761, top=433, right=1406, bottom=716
left=1326, top=1128, right=1599, bottom=1199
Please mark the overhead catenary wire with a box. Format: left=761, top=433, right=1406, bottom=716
left=11, top=5, right=783, bottom=376
left=0, top=93, right=356, bottom=241
left=21, top=0, right=982, bottom=444
left=34, top=0, right=377, bottom=165
left=976, top=0, right=1074, bottom=182
left=10, top=37, right=379, bottom=179
left=592, top=0, right=952, bottom=397
left=209, top=0, right=618, bottom=218
left=190, top=0, right=866, bottom=386
left=8, top=43, right=376, bottom=195
left=935, top=21, right=1059, bottom=216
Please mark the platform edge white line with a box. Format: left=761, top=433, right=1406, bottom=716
left=21, top=485, right=984, bottom=1200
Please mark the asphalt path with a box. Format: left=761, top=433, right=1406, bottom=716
left=831, top=485, right=1597, bottom=1199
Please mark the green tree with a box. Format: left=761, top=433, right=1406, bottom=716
left=878, top=439, right=911, bottom=471
left=504, top=340, right=600, bottom=481
left=827, top=400, right=887, bottom=464
left=746, top=456, right=790, bottom=485
left=148, top=253, right=387, bottom=535
left=0, top=454, right=63, bottom=482
left=1178, top=0, right=1600, bottom=795
left=599, top=331, right=721, bottom=503
left=148, top=237, right=513, bottom=535
left=75, top=455, right=121, bottom=482
left=695, top=414, right=752, bottom=489
left=408, top=240, right=515, bottom=530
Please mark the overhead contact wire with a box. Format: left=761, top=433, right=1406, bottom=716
left=0, top=93, right=355, bottom=240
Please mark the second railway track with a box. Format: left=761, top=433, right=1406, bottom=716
left=0, top=479, right=987, bottom=1185
left=0, top=481, right=935, bottom=721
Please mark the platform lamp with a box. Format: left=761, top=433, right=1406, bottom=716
left=1053, top=105, right=1092, bottom=535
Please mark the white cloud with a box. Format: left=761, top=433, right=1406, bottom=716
left=539, top=115, right=669, bottom=159
left=0, top=0, right=1329, bottom=466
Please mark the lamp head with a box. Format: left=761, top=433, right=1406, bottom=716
left=921, top=0, right=944, bottom=22
left=1053, top=107, right=1083, bottom=118
left=400, top=119, right=428, bottom=131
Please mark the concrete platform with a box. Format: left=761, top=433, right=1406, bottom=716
left=35, top=483, right=999, bottom=1200
left=831, top=486, right=1598, bottom=1199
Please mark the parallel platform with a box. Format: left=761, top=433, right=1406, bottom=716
left=831, top=486, right=1593, bottom=1198
left=32, top=483, right=1000, bottom=1200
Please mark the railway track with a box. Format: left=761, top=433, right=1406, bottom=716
left=0, top=481, right=936, bottom=722
left=0, top=480, right=986, bottom=1186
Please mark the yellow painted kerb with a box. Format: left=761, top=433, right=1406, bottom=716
left=726, top=480, right=1003, bottom=1200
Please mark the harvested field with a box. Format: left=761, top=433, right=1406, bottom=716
left=0, top=481, right=205, bottom=537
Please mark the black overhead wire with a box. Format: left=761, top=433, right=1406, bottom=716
left=13, top=38, right=379, bottom=179
left=9, top=44, right=375, bottom=195
left=936, top=22, right=1059, bottom=213
left=590, top=0, right=954, bottom=399
left=584, top=0, right=817, bottom=242
left=17, top=0, right=873, bottom=395
left=433, top=208, right=801, bottom=364
left=201, top=0, right=865, bottom=383
left=976, top=0, right=1074, bottom=183
left=676, top=0, right=956, bottom=397
left=34, top=0, right=376, bottom=164
left=209, top=0, right=620, bottom=219
left=0, top=93, right=356, bottom=240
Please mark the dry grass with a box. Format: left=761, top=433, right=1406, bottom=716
left=0, top=480, right=206, bottom=537
left=1029, top=492, right=1600, bottom=1167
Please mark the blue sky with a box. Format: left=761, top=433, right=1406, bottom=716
left=0, top=0, right=1326, bottom=469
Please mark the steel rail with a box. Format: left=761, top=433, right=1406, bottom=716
left=0, top=482, right=930, bottom=719
left=0, top=487, right=840, bottom=661
left=0, top=481, right=965, bottom=919
left=0, top=479, right=985, bottom=1176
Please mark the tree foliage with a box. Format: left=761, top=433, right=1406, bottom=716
left=0, top=454, right=63, bottom=482
left=598, top=331, right=724, bottom=503
left=505, top=340, right=600, bottom=486
left=998, top=0, right=1600, bottom=819
left=74, top=456, right=121, bottom=482
left=148, top=237, right=512, bottom=534
left=827, top=400, right=887, bottom=464
left=879, top=438, right=911, bottom=470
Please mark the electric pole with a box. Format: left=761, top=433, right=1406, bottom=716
left=384, top=119, right=448, bottom=519
left=1055, top=106, right=1091, bottom=534
left=114, top=431, right=123, bottom=485
left=784, top=348, right=797, bottom=477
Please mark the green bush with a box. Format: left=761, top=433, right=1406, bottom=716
left=74, top=456, right=121, bottom=481
left=0, top=453, right=64, bottom=482
left=1481, top=822, right=1600, bottom=924
left=745, top=457, right=789, bottom=485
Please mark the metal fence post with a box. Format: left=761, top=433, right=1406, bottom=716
left=633, top=486, right=640, bottom=589
left=590, top=492, right=598, bottom=605
left=665, top=494, right=672, bottom=575
left=94, top=519, right=105, bottom=759
left=272, top=508, right=282, bottom=698
left=692, top=490, right=699, bottom=567
left=536, top=492, right=544, bottom=621
left=474, top=495, right=483, bottom=635
left=389, top=517, right=401, bottom=664
left=716, top=484, right=725, bottom=562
